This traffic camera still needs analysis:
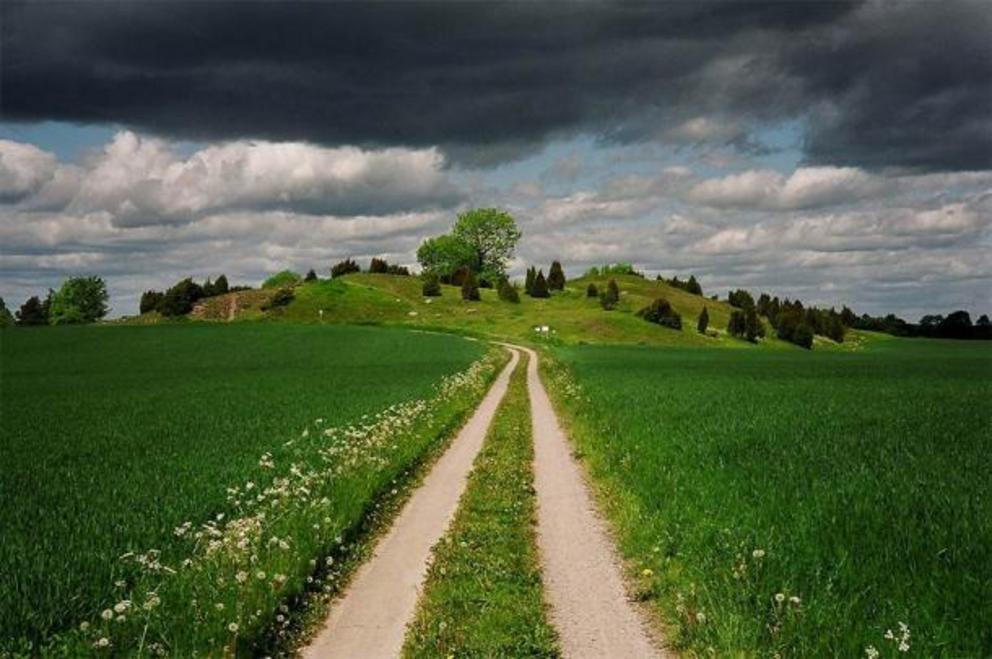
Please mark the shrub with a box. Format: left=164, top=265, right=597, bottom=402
left=304, top=269, right=318, bottom=282
left=686, top=275, right=703, bottom=296
left=214, top=274, right=229, bottom=294
left=369, top=257, right=389, bottom=274
left=697, top=306, right=709, bottom=334
left=422, top=272, right=442, bottom=297
left=461, top=269, right=481, bottom=301
left=15, top=296, right=48, bottom=326
left=330, top=258, right=361, bottom=278
left=637, top=297, right=682, bottom=330
left=159, top=278, right=204, bottom=317
left=530, top=270, right=550, bottom=298
left=793, top=323, right=814, bottom=349
left=728, top=289, right=755, bottom=309
left=548, top=261, right=566, bottom=291
left=586, top=282, right=599, bottom=298
left=745, top=306, right=765, bottom=342
left=262, top=270, right=302, bottom=289
left=497, top=278, right=520, bottom=303
left=728, top=310, right=747, bottom=338
left=0, top=297, right=13, bottom=328
left=600, top=279, right=620, bottom=310
left=261, top=288, right=294, bottom=310
left=525, top=266, right=536, bottom=295
left=140, top=290, right=164, bottom=314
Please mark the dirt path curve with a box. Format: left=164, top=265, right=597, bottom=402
left=303, top=348, right=520, bottom=659
left=514, top=345, right=667, bottom=658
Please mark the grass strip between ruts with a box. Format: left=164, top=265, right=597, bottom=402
left=404, top=351, right=560, bottom=658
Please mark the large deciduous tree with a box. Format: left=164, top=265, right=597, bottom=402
left=48, top=276, right=109, bottom=325
left=451, top=208, right=521, bottom=284
left=416, top=233, right=478, bottom=281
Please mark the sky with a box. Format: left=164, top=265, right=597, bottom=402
left=1, top=1, right=990, bottom=319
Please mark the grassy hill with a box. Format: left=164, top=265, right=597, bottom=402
left=135, top=272, right=859, bottom=350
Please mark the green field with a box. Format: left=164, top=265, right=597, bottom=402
left=405, top=352, right=559, bottom=658
left=0, top=324, right=492, bottom=654
left=549, top=339, right=992, bottom=656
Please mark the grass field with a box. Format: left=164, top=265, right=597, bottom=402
left=192, top=272, right=831, bottom=350
left=0, top=324, right=493, bottom=655
left=549, top=339, right=992, bottom=656
left=404, top=352, right=559, bottom=658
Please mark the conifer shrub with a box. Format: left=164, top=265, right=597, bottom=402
left=261, top=288, right=294, bottom=310
left=422, top=271, right=442, bottom=297
left=600, top=279, right=620, bottom=310
left=548, top=261, right=566, bottom=291
left=530, top=270, right=550, bottom=298
left=498, top=278, right=520, bottom=303
left=697, top=306, right=709, bottom=334
left=461, top=269, right=481, bottom=301
left=330, top=258, right=361, bottom=278
left=586, top=282, right=599, bottom=298
left=637, top=297, right=682, bottom=330
left=304, top=269, right=318, bottom=282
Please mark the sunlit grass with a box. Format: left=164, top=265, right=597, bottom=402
left=548, top=339, right=992, bottom=656
left=0, top=323, right=491, bottom=655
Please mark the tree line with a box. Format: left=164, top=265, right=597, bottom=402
left=3, top=276, right=110, bottom=327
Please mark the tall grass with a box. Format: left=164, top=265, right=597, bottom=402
left=0, top=324, right=492, bottom=655
left=549, top=340, right=992, bottom=656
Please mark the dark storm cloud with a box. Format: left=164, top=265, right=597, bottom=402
left=1, top=1, right=989, bottom=171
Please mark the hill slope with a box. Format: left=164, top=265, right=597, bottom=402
left=251, top=273, right=829, bottom=349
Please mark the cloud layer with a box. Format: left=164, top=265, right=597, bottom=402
left=3, top=1, right=990, bottom=170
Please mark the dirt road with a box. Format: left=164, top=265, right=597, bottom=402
left=302, top=348, right=520, bottom=659
left=516, top=344, right=665, bottom=658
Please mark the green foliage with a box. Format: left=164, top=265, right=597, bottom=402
left=416, top=234, right=477, bottom=282
left=600, top=278, right=620, bottom=310
left=524, top=266, right=536, bottom=295
left=451, top=207, right=522, bottom=284
left=498, top=278, right=520, bottom=303
left=461, top=269, right=481, bottom=301
left=792, top=323, right=814, bottom=349
left=421, top=271, right=442, bottom=297
left=529, top=270, right=550, bottom=298
left=159, top=278, right=204, bottom=317
left=728, top=307, right=765, bottom=342
left=587, top=263, right=639, bottom=277
left=0, top=297, right=14, bottom=328
left=405, top=355, right=558, bottom=657
left=637, top=297, right=683, bottom=330
left=554, top=342, right=992, bottom=657
left=586, top=282, right=599, bottom=298
left=367, top=258, right=409, bottom=275
left=0, top=324, right=489, bottom=654
left=697, top=306, right=709, bottom=334
left=547, top=260, right=566, bottom=291
left=15, top=296, right=48, bottom=326
left=304, top=269, right=318, bottom=282
left=214, top=274, right=229, bottom=294
left=330, top=258, right=361, bottom=278
left=47, top=276, right=109, bottom=325
left=728, top=289, right=755, bottom=309
left=261, top=287, right=295, bottom=310
left=140, top=290, right=164, bottom=314
left=262, top=270, right=302, bottom=289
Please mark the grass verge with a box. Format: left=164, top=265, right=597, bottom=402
left=404, top=351, right=560, bottom=658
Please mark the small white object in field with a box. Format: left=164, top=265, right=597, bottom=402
left=318, top=309, right=324, bottom=318
left=425, top=298, right=433, bottom=304
left=408, top=311, right=418, bottom=317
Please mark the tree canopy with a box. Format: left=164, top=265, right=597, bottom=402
left=48, top=276, right=109, bottom=325
left=417, top=208, right=521, bottom=284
